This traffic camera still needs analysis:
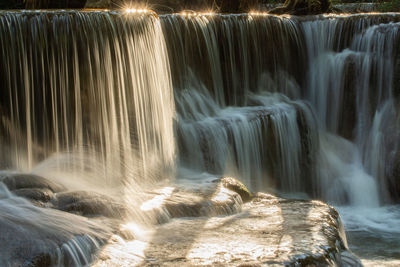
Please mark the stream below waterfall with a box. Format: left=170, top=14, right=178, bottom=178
left=338, top=206, right=400, bottom=266
left=0, top=10, right=400, bottom=266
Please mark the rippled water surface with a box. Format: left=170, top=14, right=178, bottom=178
left=338, top=206, right=400, bottom=266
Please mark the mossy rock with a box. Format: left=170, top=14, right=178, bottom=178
left=220, top=177, right=253, bottom=202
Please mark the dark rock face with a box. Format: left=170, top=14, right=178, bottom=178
left=338, top=56, right=358, bottom=140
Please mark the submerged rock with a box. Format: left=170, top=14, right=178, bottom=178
left=94, top=193, right=361, bottom=266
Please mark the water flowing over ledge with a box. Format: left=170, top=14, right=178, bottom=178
left=0, top=10, right=399, bottom=266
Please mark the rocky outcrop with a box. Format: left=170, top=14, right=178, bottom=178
left=0, top=172, right=126, bottom=219
left=145, top=178, right=247, bottom=223
left=94, top=188, right=361, bottom=266
left=218, top=176, right=253, bottom=202
left=0, top=172, right=361, bottom=266
left=0, top=175, right=117, bottom=266
left=55, top=191, right=126, bottom=218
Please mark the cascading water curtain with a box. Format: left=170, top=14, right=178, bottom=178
left=0, top=11, right=175, bottom=197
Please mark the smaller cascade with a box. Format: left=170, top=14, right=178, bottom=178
left=303, top=16, right=400, bottom=204
left=176, top=88, right=319, bottom=195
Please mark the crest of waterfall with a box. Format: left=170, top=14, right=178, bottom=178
left=161, top=14, right=307, bottom=107
left=0, top=11, right=175, bottom=191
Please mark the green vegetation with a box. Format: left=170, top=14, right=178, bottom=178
left=377, top=0, right=400, bottom=11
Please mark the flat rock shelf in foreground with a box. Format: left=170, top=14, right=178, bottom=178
left=94, top=193, right=361, bottom=266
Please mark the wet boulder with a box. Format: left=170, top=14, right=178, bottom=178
left=54, top=191, right=125, bottom=218
left=1, top=173, right=66, bottom=193
left=140, top=179, right=246, bottom=223
left=161, top=186, right=242, bottom=220
left=219, top=176, right=253, bottom=202
left=0, top=188, right=114, bottom=267
left=94, top=193, right=362, bottom=266
left=13, top=188, right=54, bottom=203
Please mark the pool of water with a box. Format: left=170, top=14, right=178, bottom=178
left=338, top=205, right=400, bottom=266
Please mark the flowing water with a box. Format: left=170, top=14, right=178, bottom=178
left=164, top=13, right=400, bottom=266
left=0, top=10, right=400, bottom=266
left=0, top=10, right=176, bottom=265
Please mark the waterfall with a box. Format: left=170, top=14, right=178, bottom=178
left=304, top=15, right=400, bottom=205
left=1, top=10, right=400, bottom=265
left=0, top=11, right=177, bottom=264
left=0, top=11, right=175, bottom=189
left=0, top=11, right=396, bottom=205
left=161, top=13, right=400, bottom=206
left=162, top=14, right=320, bottom=195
